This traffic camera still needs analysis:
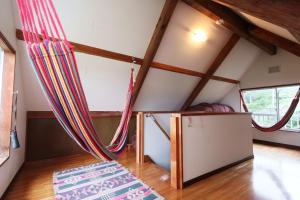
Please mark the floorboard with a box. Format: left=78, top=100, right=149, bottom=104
left=3, top=144, right=300, bottom=200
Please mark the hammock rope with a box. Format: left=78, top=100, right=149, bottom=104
left=16, top=0, right=134, bottom=160
left=239, top=88, right=300, bottom=132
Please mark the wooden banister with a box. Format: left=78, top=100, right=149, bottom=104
left=146, top=114, right=170, bottom=141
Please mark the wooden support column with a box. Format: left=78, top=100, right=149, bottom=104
left=181, top=34, right=240, bottom=110
left=131, top=0, right=179, bottom=105
left=136, top=112, right=145, bottom=164
left=170, top=114, right=183, bottom=189
left=183, top=0, right=276, bottom=55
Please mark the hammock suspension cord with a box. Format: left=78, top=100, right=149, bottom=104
left=16, top=0, right=134, bottom=160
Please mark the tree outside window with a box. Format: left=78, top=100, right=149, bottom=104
left=243, top=85, right=300, bottom=131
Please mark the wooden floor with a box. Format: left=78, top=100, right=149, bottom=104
left=3, top=144, right=300, bottom=200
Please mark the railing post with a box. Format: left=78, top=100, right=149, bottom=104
left=170, top=114, right=183, bottom=189
left=136, top=112, right=144, bottom=164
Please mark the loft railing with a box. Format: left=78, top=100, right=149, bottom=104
left=146, top=114, right=170, bottom=140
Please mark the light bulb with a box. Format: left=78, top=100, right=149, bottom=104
left=192, top=30, right=207, bottom=42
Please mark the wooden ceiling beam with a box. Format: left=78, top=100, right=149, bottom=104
left=211, top=0, right=300, bottom=34
left=181, top=34, right=240, bottom=111
left=131, top=0, right=179, bottom=105
left=16, top=29, right=239, bottom=84
left=290, top=31, right=300, bottom=43
left=183, top=0, right=276, bottom=55
left=249, top=27, right=300, bottom=57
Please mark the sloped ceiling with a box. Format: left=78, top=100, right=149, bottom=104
left=193, top=38, right=261, bottom=105
left=238, top=12, right=299, bottom=44
left=14, top=0, right=262, bottom=111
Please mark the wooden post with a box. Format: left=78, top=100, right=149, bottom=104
left=136, top=112, right=145, bottom=164
left=170, top=114, right=183, bottom=189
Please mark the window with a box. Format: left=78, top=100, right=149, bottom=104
left=0, top=32, right=16, bottom=165
left=243, top=85, right=300, bottom=132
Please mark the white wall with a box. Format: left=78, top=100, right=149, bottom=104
left=182, top=114, right=253, bottom=182
left=221, top=86, right=241, bottom=112
left=144, top=113, right=171, bottom=170
left=221, top=49, right=300, bottom=147
left=241, top=49, right=300, bottom=89
left=0, top=0, right=27, bottom=197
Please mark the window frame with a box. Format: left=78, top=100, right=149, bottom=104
left=241, top=83, right=300, bottom=133
left=0, top=31, right=16, bottom=166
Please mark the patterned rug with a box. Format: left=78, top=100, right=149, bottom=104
left=53, top=161, right=164, bottom=200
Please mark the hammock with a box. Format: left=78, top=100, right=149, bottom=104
left=16, top=0, right=134, bottom=160
left=239, top=89, right=300, bottom=132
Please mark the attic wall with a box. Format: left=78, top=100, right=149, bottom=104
left=0, top=0, right=27, bottom=197
left=241, top=49, right=300, bottom=89
left=192, top=38, right=261, bottom=105
left=15, top=1, right=261, bottom=112
left=221, top=48, right=300, bottom=147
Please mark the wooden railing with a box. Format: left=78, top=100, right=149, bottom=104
left=146, top=114, right=170, bottom=140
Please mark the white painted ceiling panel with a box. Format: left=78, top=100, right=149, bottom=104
left=192, top=80, right=235, bottom=105
left=134, top=68, right=199, bottom=111
left=155, top=1, right=232, bottom=72
left=16, top=0, right=165, bottom=58
left=215, top=38, right=262, bottom=80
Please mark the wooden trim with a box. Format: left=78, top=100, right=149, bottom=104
left=183, top=155, right=254, bottom=187
left=183, top=0, right=276, bottom=55
left=16, top=29, right=239, bottom=84
left=180, top=112, right=251, bottom=116
left=27, top=110, right=251, bottom=119
left=0, top=32, right=16, bottom=166
left=170, top=114, right=183, bottom=189
left=181, top=34, right=240, bottom=110
left=241, top=83, right=300, bottom=91
left=144, top=155, right=154, bottom=163
left=27, top=111, right=138, bottom=119
left=211, top=0, right=300, bottom=34
left=136, top=112, right=145, bottom=164
left=152, top=61, right=239, bottom=84
left=253, top=139, right=300, bottom=151
left=132, top=0, right=179, bottom=105
left=16, top=29, right=143, bottom=65
left=0, top=31, right=16, bottom=53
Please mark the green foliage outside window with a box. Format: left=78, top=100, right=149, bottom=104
left=243, top=86, right=300, bottom=131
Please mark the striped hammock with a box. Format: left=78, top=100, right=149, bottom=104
left=16, top=0, right=134, bottom=160
left=240, top=88, right=300, bottom=132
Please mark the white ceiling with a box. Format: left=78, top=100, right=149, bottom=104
left=239, top=12, right=299, bottom=44
left=14, top=0, right=262, bottom=111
